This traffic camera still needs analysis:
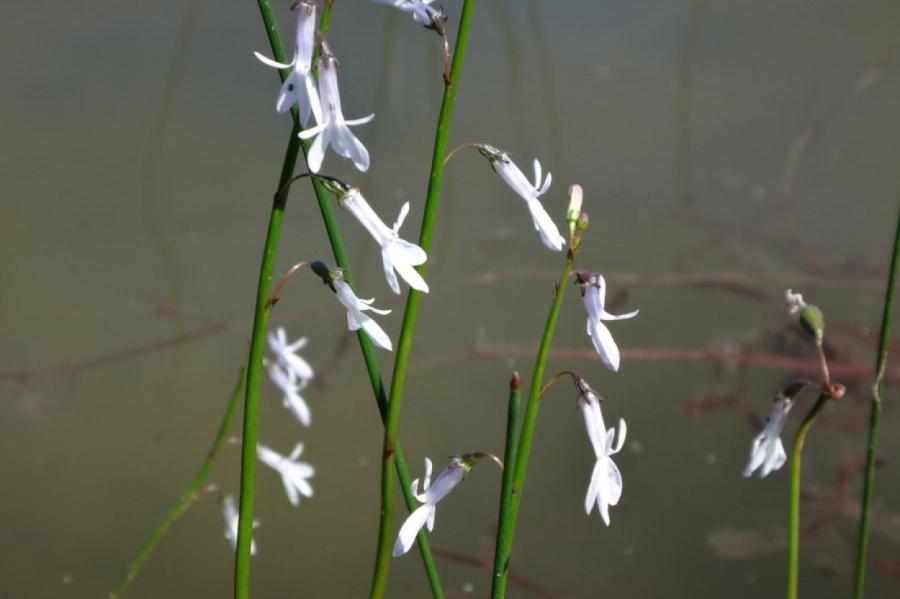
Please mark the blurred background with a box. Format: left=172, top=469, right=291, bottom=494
left=2, top=0, right=900, bottom=597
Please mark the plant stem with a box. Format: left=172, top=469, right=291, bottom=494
left=110, top=366, right=246, bottom=598
left=369, top=3, right=476, bottom=598
left=853, top=204, right=900, bottom=598
left=490, top=373, right=521, bottom=594
left=786, top=392, right=829, bottom=599
left=252, top=3, right=445, bottom=598
left=492, top=255, right=576, bottom=599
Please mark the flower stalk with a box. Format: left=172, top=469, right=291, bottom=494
left=853, top=204, right=900, bottom=598
left=369, top=3, right=476, bottom=598
left=786, top=392, right=829, bottom=599
left=491, top=246, right=579, bottom=599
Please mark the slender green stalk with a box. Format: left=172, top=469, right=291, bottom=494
left=853, top=204, right=900, bottom=598
left=110, top=366, right=247, bottom=598
left=253, top=2, right=444, bottom=598
left=787, top=393, right=829, bottom=599
left=369, top=4, right=477, bottom=598
left=492, top=255, right=576, bottom=599
left=490, top=373, right=521, bottom=594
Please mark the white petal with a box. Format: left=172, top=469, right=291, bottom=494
left=584, top=459, right=603, bottom=515
left=303, top=127, right=328, bottom=173
left=601, top=308, right=640, bottom=322
left=393, top=504, right=435, bottom=557
left=580, top=397, right=606, bottom=458
left=538, top=171, right=553, bottom=196
left=589, top=319, right=621, bottom=372
left=275, top=74, right=302, bottom=114
left=743, top=435, right=767, bottom=478
left=526, top=198, right=565, bottom=251
left=345, top=113, right=376, bottom=127
left=423, top=458, right=433, bottom=491
left=391, top=254, right=430, bottom=293
left=346, top=308, right=363, bottom=332
left=608, top=418, right=627, bottom=455
left=389, top=239, right=427, bottom=266
left=284, top=391, right=311, bottom=427
left=331, top=124, right=371, bottom=172
left=760, top=438, right=787, bottom=478
left=362, top=317, right=393, bottom=351
left=283, top=474, right=300, bottom=506
left=426, top=507, right=436, bottom=532
left=605, top=458, right=623, bottom=506
left=382, top=249, right=401, bottom=295
left=254, top=51, right=295, bottom=69
left=394, top=202, right=411, bottom=231
left=532, top=159, right=542, bottom=190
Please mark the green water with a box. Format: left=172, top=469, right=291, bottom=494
left=2, top=0, right=900, bottom=597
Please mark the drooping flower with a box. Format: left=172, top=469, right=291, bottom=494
left=221, top=495, right=258, bottom=555
left=577, top=381, right=626, bottom=526
left=267, top=326, right=314, bottom=382
left=299, top=46, right=374, bottom=173
left=785, top=289, right=807, bottom=315
left=338, top=189, right=428, bottom=294
left=257, top=443, right=315, bottom=506
left=743, top=393, right=796, bottom=478
left=393, top=456, right=468, bottom=557
left=372, top=0, right=439, bottom=24
left=253, top=1, right=322, bottom=126
left=333, top=279, right=393, bottom=351
left=579, top=273, right=639, bottom=372
left=479, top=145, right=566, bottom=251
left=266, top=360, right=312, bottom=427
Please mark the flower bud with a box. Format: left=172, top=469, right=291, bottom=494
left=567, top=184, right=584, bottom=236
left=799, top=304, right=825, bottom=345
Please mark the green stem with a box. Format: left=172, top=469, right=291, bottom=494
left=492, top=254, right=576, bottom=599
left=787, top=393, right=829, bottom=599
left=253, top=2, right=445, bottom=598
left=490, top=373, right=521, bottom=594
left=233, top=4, right=335, bottom=597
left=369, top=4, right=476, bottom=598
left=853, top=203, right=900, bottom=598
left=110, top=366, right=247, bottom=598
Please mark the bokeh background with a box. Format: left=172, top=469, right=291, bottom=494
left=2, top=0, right=900, bottom=597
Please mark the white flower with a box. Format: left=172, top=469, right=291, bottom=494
left=221, top=495, right=258, bottom=555
left=339, top=189, right=428, bottom=294
left=785, top=288, right=808, bottom=315
left=333, top=279, right=393, bottom=351
left=257, top=443, right=315, bottom=506
left=299, top=50, right=374, bottom=173
left=582, top=274, right=639, bottom=372
left=267, top=326, right=314, bottom=382
left=253, top=1, right=322, bottom=126
left=372, top=0, right=438, bottom=23
left=488, top=151, right=565, bottom=251
left=578, top=390, right=626, bottom=526
left=266, top=361, right=311, bottom=427
left=392, top=457, right=466, bottom=557
left=743, top=395, right=794, bottom=478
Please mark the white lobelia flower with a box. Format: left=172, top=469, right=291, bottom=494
left=785, top=288, right=808, bottom=315
left=266, top=360, right=312, bottom=427
left=393, top=457, right=467, bottom=557
left=743, top=393, right=795, bottom=478
left=299, top=47, right=374, bottom=173
left=577, top=385, right=627, bottom=526
left=339, top=189, right=428, bottom=294
left=372, top=0, right=438, bottom=24
left=481, top=146, right=566, bottom=251
left=333, top=279, right=393, bottom=351
left=267, top=326, right=315, bottom=382
left=253, top=1, right=322, bottom=126
left=257, top=443, right=315, bottom=506
left=580, top=273, right=639, bottom=372
left=221, top=495, right=259, bottom=555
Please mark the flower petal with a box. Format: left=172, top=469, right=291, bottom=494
left=390, top=253, right=430, bottom=293
left=254, top=51, right=295, bottom=70
left=362, top=317, right=393, bottom=351
left=605, top=458, right=623, bottom=506
left=526, top=198, right=565, bottom=251
left=601, top=308, right=640, bottom=321
left=588, top=319, right=621, bottom=372
left=303, top=127, right=328, bottom=173
left=382, top=249, right=401, bottom=295
left=393, top=504, right=435, bottom=557
left=584, top=459, right=603, bottom=515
